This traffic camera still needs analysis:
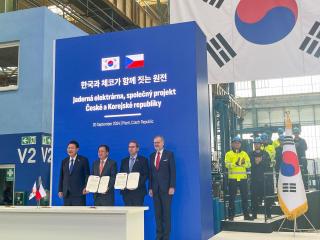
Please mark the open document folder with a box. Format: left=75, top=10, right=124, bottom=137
left=86, top=175, right=110, bottom=194
left=114, top=172, right=140, bottom=190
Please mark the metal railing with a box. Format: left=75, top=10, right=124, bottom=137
left=213, top=164, right=319, bottom=223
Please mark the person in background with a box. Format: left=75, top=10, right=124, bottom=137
left=58, top=140, right=90, bottom=206
left=273, top=128, right=284, bottom=149
left=225, top=136, right=252, bottom=221
left=250, top=137, right=273, bottom=219
left=293, top=127, right=309, bottom=190
left=120, top=140, right=149, bottom=206
left=261, top=133, right=276, bottom=167
left=275, top=135, right=285, bottom=177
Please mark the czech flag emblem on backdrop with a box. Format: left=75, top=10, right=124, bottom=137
left=125, top=54, right=144, bottom=69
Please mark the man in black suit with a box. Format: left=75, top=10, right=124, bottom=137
left=91, top=145, right=117, bottom=206
left=149, top=136, right=176, bottom=240
left=58, top=140, right=90, bottom=206
left=120, top=140, right=149, bottom=206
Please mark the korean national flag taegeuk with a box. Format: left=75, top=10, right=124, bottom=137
left=278, top=114, right=308, bottom=220
left=101, top=56, right=120, bottom=71
left=170, top=0, right=320, bottom=83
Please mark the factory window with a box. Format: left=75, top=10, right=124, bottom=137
left=235, top=75, right=320, bottom=98
left=0, top=42, right=19, bottom=91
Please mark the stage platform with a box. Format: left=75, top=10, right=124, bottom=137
left=210, top=231, right=320, bottom=240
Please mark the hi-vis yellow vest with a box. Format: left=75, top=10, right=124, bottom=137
left=261, top=144, right=276, bottom=162
left=272, top=139, right=281, bottom=149
left=225, top=150, right=251, bottom=181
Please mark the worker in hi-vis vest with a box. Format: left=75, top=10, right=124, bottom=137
left=225, top=136, right=252, bottom=221
left=272, top=127, right=284, bottom=149
left=260, top=132, right=276, bottom=167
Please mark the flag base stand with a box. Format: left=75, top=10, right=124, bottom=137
left=36, top=200, right=41, bottom=209
left=278, top=214, right=318, bottom=237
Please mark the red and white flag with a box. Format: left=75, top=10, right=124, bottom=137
left=28, top=181, right=37, bottom=200
left=36, top=182, right=47, bottom=201
left=29, top=179, right=47, bottom=201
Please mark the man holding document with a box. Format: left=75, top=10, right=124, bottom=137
left=90, top=145, right=117, bottom=206
left=149, top=136, right=176, bottom=240
left=120, top=140, right=149, bottom=206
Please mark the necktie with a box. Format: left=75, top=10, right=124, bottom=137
left=69, top=158, right=74, bottom=173
left=155, top=152, right=161, bottom=170
left=99, top=160, right=104, bottom=175
left=129, top=157, right=135, bottom=172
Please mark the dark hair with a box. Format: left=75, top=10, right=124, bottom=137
left=68, top=140, right=79, bottom=148
left=98, top=144, right=110, bottom=153
left=129, top=140, right=139, bottom=148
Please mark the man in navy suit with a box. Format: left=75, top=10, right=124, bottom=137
left=91, top=145, right=117, bottom=206
left=120, top=140, right=149, bottom=206
left=149, top=136, right=176, bottom=240
left=58, top=140, right=90, bottom=206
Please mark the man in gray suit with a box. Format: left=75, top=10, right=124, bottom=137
left=91, top=145, right=117, bottom=206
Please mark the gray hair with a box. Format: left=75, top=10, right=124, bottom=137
left=154, top=135, right=165, bottom=143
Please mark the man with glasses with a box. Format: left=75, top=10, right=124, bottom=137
left=120, top=140, right=149, bottom=206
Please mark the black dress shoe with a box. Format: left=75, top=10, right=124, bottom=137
left=228, top=217, right=234, bottom=221
left=244, top=215, right=254, bottom=221
left=252, top=214, right=257, bottom=220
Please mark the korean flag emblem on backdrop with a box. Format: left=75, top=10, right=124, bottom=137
left=101, top=56, right=120, bottom=71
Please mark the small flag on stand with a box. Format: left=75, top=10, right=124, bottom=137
left=29, top=177, right=47, bottom=205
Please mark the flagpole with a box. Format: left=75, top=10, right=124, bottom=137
left=37, top=176, right=41, bottom=209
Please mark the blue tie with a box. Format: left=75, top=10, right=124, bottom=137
left=69, top=159, right=74, bottom=173
left=129, top=157, right=135, bottom=172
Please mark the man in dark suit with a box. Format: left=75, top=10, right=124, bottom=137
left=91, top=145, right=117, bottom=206
left=58, top=140, right=90, bottom=206
left=120, top=140, right=149, bottom=206
left=149, top=136, right=176, bottom=240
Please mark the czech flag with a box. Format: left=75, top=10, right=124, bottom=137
left=125, top=54, right=144, bottom=69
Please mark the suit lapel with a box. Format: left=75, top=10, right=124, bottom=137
left=159, top=150, right=166, bottom=169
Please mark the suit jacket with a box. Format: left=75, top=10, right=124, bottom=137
left=92, top=158, right=117, bottom=196
left=58, top=155, right=90, bottom=197
left=120, top=155, right=149, bottom=196
left=149, top=149, right=176, bottom=193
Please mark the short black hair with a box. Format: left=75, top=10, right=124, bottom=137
left=129, top=140, right=139, bottom=148
left=68, top=140, right=79, bottom=148
left=98, top=144, right=110, bottom=153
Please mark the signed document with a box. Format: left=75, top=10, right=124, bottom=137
left=97, top=176, right=110, bottom=194
left=86, top=175, right=100, bottom=193
left=114, top=173, right=128, bottom=190
left=126, top=172, right=140, bottom=190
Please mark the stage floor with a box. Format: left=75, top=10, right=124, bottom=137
left=210, top=231, right=320, bottom=240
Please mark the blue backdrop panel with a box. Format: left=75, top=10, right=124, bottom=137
left=0, top=133, right=51, bottom=203
left=52, top=22, right=214, bottom=239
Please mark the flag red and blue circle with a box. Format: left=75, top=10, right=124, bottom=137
left=235, top=0, right=298, bottom=45
left=281, top=151, right=300, bottom=176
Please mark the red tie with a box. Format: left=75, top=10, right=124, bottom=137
left=155, top=152, right=161, bottom=170
left=99, top=160, right=104, bottom=175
